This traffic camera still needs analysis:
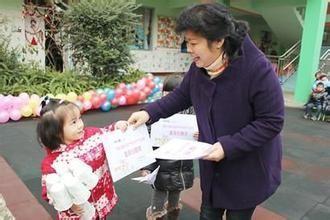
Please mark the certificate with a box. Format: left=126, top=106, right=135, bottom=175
left=151, top=114, right=198, bottom=147
left=153, top=139, right=213, bottom=160
left=102, top=124, right=155, bottom=182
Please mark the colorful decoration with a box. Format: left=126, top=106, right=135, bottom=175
left=0, top=75, right=163, bottom=124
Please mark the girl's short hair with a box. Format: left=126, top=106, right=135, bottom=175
left=163, top=75, right=183, bottom=92
left=36, top=98, right=78, bottom=150
left=175, top=3, right=249, bottom=62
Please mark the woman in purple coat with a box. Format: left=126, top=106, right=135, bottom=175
left=128, top=3, right=284, bottom=220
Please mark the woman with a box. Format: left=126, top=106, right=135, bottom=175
left=128, top=3, right=284, bottom=220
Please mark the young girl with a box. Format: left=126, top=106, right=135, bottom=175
left=37, top=98, right=128, bottom=219
left=141, top=75, right=197, bottom=220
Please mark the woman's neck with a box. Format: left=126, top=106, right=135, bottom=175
left=205, top=52, right=228, bottom=78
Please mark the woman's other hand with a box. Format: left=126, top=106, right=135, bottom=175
left=193, top=131, right=199, bottom=141
left=128, top=111, right=150, bottom=128
left=71, top=204, right=84, bottom=215
left=203, top=142, right=225, bottom=162
left=115, top=120, right=129, bottom=132
left=140, top=169, right=151, bottom=177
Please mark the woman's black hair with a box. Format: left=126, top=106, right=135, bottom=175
left=175, top=3, right=249, bottom=62
left=36, top=98, right=78, bottom=150
left=163, top=75, right=183, bottom=92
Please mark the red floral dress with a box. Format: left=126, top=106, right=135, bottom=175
left=41, top=125, right=118, bottom=220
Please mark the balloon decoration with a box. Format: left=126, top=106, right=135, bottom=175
left=0, top=74, right=163, bottom=123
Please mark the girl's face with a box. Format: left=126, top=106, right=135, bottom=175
left=62, top=106, right=84, bottom=144
left=185, top=30, right=223, bottom=68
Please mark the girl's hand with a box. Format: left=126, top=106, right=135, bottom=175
left=71, top=204, right=84, bottom=215
left=203, top=142, right=225, bottom=162
left=128, top=111, right=150, bottom=129
left=115, top=120, right=129, bottom=132
left=140, top=169, right=151, bottom=177
left=193, top=131, right=199, bottom=141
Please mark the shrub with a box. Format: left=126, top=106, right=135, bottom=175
left=62, top=0, right=139, bottom=77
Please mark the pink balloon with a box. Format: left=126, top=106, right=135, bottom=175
left=118, top=96, right=127, bottom=105
left=1, top=96, right=11, bottom=110
left=19, top=92, right=29, bottom=104
left=149, top=81, right=155, bottom=89
left=91, top=96, right=101, bottom=109
left=99, top=93, right=107, bottom=103
left=118, top=83, right=126, bottom=90
left=83, top=100, right=92, bottom=111
left=139, top=92, right=147, bottom=101
left=143, top=87, right=152, bottom=95
left=111, top=98, right=119, bottom=106
left=12, top=97, right=23, bottom=109
left=0, top=110, right=9, bottom=123
left=115, top=88, right=125, bottom=97
left=9, top=109, right=21, bottom=121
left=137, top=79, right=146, bottom=89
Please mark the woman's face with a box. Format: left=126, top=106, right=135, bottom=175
left=185, top=30, right=223, bottom=68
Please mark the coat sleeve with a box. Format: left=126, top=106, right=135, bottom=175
left=41, top=158, right=56, bottom=203
left=144, top=66, right=193, bottom=123
left=218, top=56, right=285, bottom=160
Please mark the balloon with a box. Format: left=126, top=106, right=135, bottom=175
left=115, top=88, right=125, bottom=97
left=82, top=92, right=92, bottom=101
left=55, top=93, right=67, bottom=100
left=9, top=109, right=21, bottom=121
left=30, top=94, right=40, bottom=102
left=154, top=77, right=161, bottom=84
left=118, top=83, right=126, bottom=90
left=46, top=93, right=55, bottom=99
left=139, top=92, right=147, bottom=101
left=137, top=79, right=146, bottom=89
left=96, top=88, right=104, bottom=94
left=21, top=106, right=33, bottom=117
left=126, top=90, right=140, bottom=105
left=118, top=96, right=126, bottom=105
left=149, top=81, right=155, bottom=89
left=77, top=95, right=84, bottom=102
left=99, top=93, right=107, bottom=103
left=83, top=100, right=92, bottom=111
left=91, top=96, right=101, bottom=109
left=12, top=97, right=23, bottom=109
left=111, top=98, right=119, bottom=106
left=74, top=100, right=83, bottom=112
left=28, top=99, right=39, bottom=109
left=104, top=88, right=110, bottom=94
left=100, top=101, right=111, bottom=112
left=0, top=110, right=9, bottom=123
left=19, top=93, right=30, bottom=104
left=67, top=92, right=78, bottom=102
left=0, top=96, right=11, bottom=110
left=143, top=87, right=152, bottom=95
left=106, top=90, right=115, bottom=100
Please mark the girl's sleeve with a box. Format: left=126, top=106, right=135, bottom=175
left=40, top=159, right=55, bottom=203
left=102, top=123, right=116, bottom=132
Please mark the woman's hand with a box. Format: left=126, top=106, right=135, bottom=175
left=193, top=131, right=199, bottom=141
left=127, top=111, right=150, bottom=128
left=115, top=120, right=129, bottom=132
left=140, top=169, right=151, bottom=177
left=71, top=204, right=84, bottom=216
left=203, top=142, right=225, bottom=162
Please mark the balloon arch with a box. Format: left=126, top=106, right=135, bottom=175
left=0, top=75, right=163, bottom=124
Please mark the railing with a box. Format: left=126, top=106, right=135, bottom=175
left=319, top=48, right=330, bottom=73
left=266, top=41, right=301, bottom=84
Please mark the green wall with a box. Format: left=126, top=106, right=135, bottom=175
left=0, top=0, right=21, bottom=10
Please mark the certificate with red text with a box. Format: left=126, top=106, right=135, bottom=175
left=103, top=124, right=155, bottom=182
left=151, top=114, right=198, bottom=147
left=153, top=139, right=213, bottom=160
